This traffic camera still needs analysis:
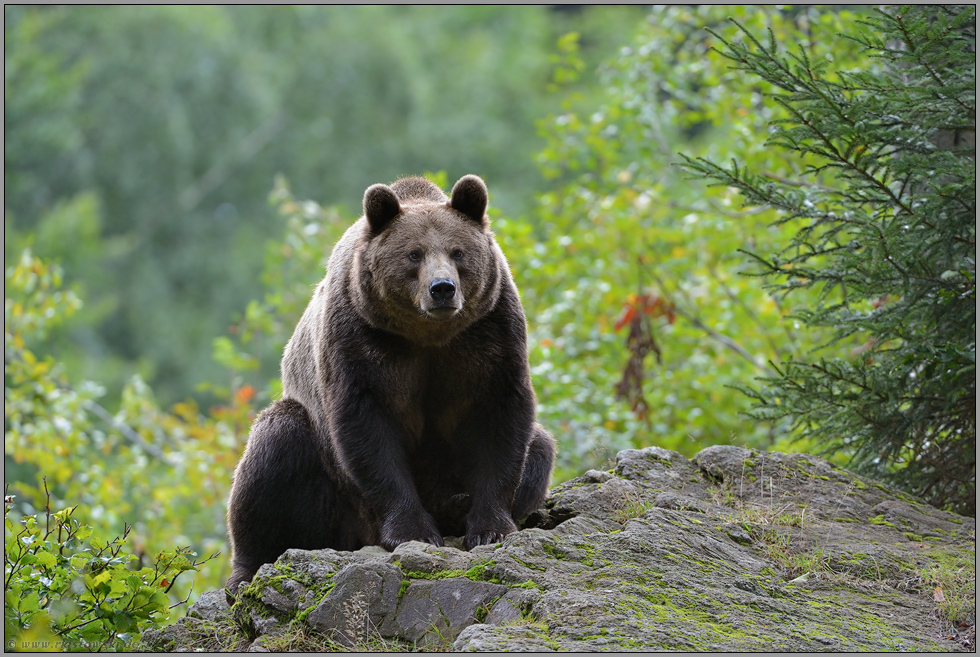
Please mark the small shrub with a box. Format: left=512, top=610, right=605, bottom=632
left=3, top=483, right=216, bottom=652
left=918, top=554, right=976, bottom=629
left=613, top=492, right=655, bottom=523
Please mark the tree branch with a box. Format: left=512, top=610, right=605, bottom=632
left=83, top=400, right=176, bottom=466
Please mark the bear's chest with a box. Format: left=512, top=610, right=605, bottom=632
left=384, top=348, right=486, bottom=442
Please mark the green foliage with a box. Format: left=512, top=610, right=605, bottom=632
left=4, top=486, right=214, bottom=652
left=522, top=6, right=872, bottom=475
left=680, top=5, right=976, bottom=514
left=5, top=251, right=238, bottom=603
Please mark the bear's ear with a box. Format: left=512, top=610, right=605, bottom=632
left=449, top=175, right=488, bottom=227
left=363, top=183, right=401, bottom=234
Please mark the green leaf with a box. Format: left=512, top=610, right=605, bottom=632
left=35, top=551, right=57, bottom=568
left=112, top=610, right=134, bottom=633
left=149, top=591, right=171, bottom=612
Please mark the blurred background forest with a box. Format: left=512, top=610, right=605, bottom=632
left=6, top=3, right=973, bottom=612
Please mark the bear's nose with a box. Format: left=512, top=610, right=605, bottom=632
left=429, top=279, right=456, bottom=305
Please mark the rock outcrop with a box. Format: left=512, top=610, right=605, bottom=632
left=141, top=446, right=976, bottom=652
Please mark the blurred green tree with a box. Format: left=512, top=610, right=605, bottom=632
left=3, top=5, right=646, bottom=406
left=4, top=250, right=242, bottom=597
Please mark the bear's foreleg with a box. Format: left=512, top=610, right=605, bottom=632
left=328, top=389, right=445, bottom=551
left=457, top=390, right=538, bottom=550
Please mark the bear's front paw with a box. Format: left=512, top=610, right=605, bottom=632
left=380, top=514, right=444, bottom=551
left=463, top=517, right=518, bottom=550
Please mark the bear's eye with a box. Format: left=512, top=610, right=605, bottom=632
left=408, top=250, right=423, bottom=262
left=451, top=249, right=464, bottom=261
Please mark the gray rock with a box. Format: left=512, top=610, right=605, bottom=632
left=453, top=623, right=557, bottom=652
left=305, top=562, right=402, bottom=645
left=723, top=522, right=753, bottom=545
left=655, top=490, right=713, bottom=513
left=580, top=468, right=615, bottom=483
left=247, top=608, right=281, bottom=637
left=392, top=578, right=509, bottom=644
left=246, top=636, right=271, bottom=652
left=387, top=540, right=474, bottom=575
left=485, top=589, right=523, bottom=625
left=873, top=499, right=976, bottom=535
left=160, top=446, right=973, bottom=653
left=260, top=578, right=307, bottom=614
left=692, top=444, right=753, bottom=482
left=186, top=589, right=230, bottom=621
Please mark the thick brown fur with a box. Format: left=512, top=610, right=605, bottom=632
left=226, top=175, right=556, bottom=598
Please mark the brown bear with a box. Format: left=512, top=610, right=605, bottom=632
left=225, top=174, right=556, bottom=596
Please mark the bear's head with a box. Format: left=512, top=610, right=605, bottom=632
left=352, top=174, right=505, bottom=346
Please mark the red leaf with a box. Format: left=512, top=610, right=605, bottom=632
left=615, top=306, right=636, bottom=332
left=235, top=385, right=256, bottom=404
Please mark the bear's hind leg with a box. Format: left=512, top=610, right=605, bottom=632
left=511, top=424, right=556, bottom=522
left=226, top=398, right=351, bottom=598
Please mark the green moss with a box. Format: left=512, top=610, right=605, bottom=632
left=522, top=621, right=562, bottom=650
left=464, top=560, right=501, bottom=583
left=519, top=606, right=537, bottom=622
left=580, top=544, right=596, bottom=567
left=273, top=561, right=296, bottom=575
left=868, top=515, right=895, bottom=527
left=400, top=568, right=465, bottom=580
left=231, top=576, right=307, bottom=639
left=397, top=558, right=501, bottom=584
left=605, top=591, right=764, bottom=650
left=293, top=603, right=317, bottom=625
left=902, top=532, right=924, bottom=542
left=514, top=556, right=546, bottom=571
